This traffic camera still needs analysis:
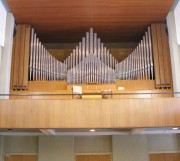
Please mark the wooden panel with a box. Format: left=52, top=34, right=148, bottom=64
left=116, top=80, right=156, bottom=90
left=150, top=154, right=165, bottom=161
left=11, top=25, right=31, bottom=90
left=156, top=24, right=166, bottom=88
left=67, top=83, right=116, bottom=91
left=23, top=25, right=31, bottom=89
left=10, top=37, right=16, bottom=90
left=160, top=25, right=172, bottom=88
left=19, top=25, right=26, bottom=88
left=28, top=81, right=67, bottom=91
left=9, top=90, right=72, bottom=100
left=150, top=153, right=180, bottom=161
left=151, top=24, right=161, bottom=88
left=6, top=0, right=173, bottom=43
left=76, top=155, right=111, bottom=161
left=5, top=155, right=37, bottom=161
left=10, top=80, right=173, bottom=99
left=13, top=25, right=21, bottom=89
left=165, top=153, right=180, bottom=161
left=0, top=98, right=180, bottom=128
left=112, top=89, right=173, bottom=99
left=151, top=24, right=172, bottom=89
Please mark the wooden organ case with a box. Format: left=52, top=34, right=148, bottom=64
left=10, top=23, right=173, bottom=99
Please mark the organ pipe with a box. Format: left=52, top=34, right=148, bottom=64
left=28, top=27, right=157, bottom=85
left=115, top=27, right=155, bottom=81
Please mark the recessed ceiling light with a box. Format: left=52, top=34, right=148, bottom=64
left=90, top=129, right=95, bottom=132
left=172, top=127, right=178, bottom=130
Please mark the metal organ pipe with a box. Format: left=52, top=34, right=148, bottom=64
left=115, top=26, right=154, bottom=81
left=29, top=27, right=154, bottom=84
left=29, top=28, right=66, bottom=82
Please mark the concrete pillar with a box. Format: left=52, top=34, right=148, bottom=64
left=0, top=13, right=14, bottom=99
left=167, top=12, right=180, bottom=97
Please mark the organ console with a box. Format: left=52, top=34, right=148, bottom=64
left=10, top=23, right=172, bottom=93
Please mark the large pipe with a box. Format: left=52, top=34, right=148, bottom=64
left=148, top=26, right=154, bottom=80
left=29, top=28, right=34, bottom=81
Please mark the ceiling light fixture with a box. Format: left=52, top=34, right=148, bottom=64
left=172, top=127, right=178, bottom=130
left=90, top=129, right=95, bottom=132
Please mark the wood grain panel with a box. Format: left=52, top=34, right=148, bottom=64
left=28, top=81, right=67, bottom=91
left=10, top=37, right=16, bottom=90
left=165, top=153, right=180, bottom=161
left=10, top=80, right=173, bottom=99
left=151, top=24, right=161, bottom=88
left=116, top=80, right=156, bottom=90
left=76, top=155, right=111, bottom=161
left=151, top=24, right=172, bottom=89
left=160, top=25, right=172, bottom=88
left=11, top=25, right=31, bottom=90
left=23, top=25, right=31, bottom=89
left=6, top=0, right=173, bottom=43
left=19, top=25, right=26, bottom=88
left=0, top=98, right=180, bottom=128
left=150, top=154, right=165, bottom=161
left=4, top=155, right=37, bottom=161
left=150, top=153, right=180, bottom=161
left=13, top=25, right=21, bottom=89
left=156, top=24, right=166, bottom=88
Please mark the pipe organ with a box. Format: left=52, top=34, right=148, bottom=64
left=115, top=27, right=154, bottom=80
left=10, top=23, right=172, bottom=91
left=66, top=28, right=116, bottom=84
left=29, top=28, right=67, bottom=82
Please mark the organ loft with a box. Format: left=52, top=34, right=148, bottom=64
left=10, top=24, right=172, bottom=99
left=1, top=1, right=180, bottom=161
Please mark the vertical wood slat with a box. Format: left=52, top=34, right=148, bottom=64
left=12, top=25, right=21, bottom=90
left=18, top=25, right=26, bottom=88
left=11, top=25, right=31, bottom=90
left=156, top=24, right=166, bottom=88
left=160, top=24, right=172, bottom=88
left=151, top=23, right=172, bottom=89
left=151, top=24, right=161, bottom=88
left=23, top=25, right=31, bottom=89
left=10, top=37, right=16, bottom=90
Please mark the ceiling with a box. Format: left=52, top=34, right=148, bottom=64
left=6, top=0, right=174, bottom=43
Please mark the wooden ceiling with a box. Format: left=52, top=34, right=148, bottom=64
left=6, top=0, right=173, bottom=43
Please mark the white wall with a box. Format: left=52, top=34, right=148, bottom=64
left=174, top=0, right=180, bottom=44
left=1, top=135, right=180, bottom=161
left=0, top=0, right=7, bottom=46
left=74, top=136, right=112, bottom=154
left=3, top=136, right=38, bottom=154
left=167, top=12, right=180, bottom=96
left=0, top=13, right=14, bottom=99
left=112, top=135, right=149, bottom=161
left=38, top=136, right=74, bottom=161
left=147, top=134, right=180, bottom=153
